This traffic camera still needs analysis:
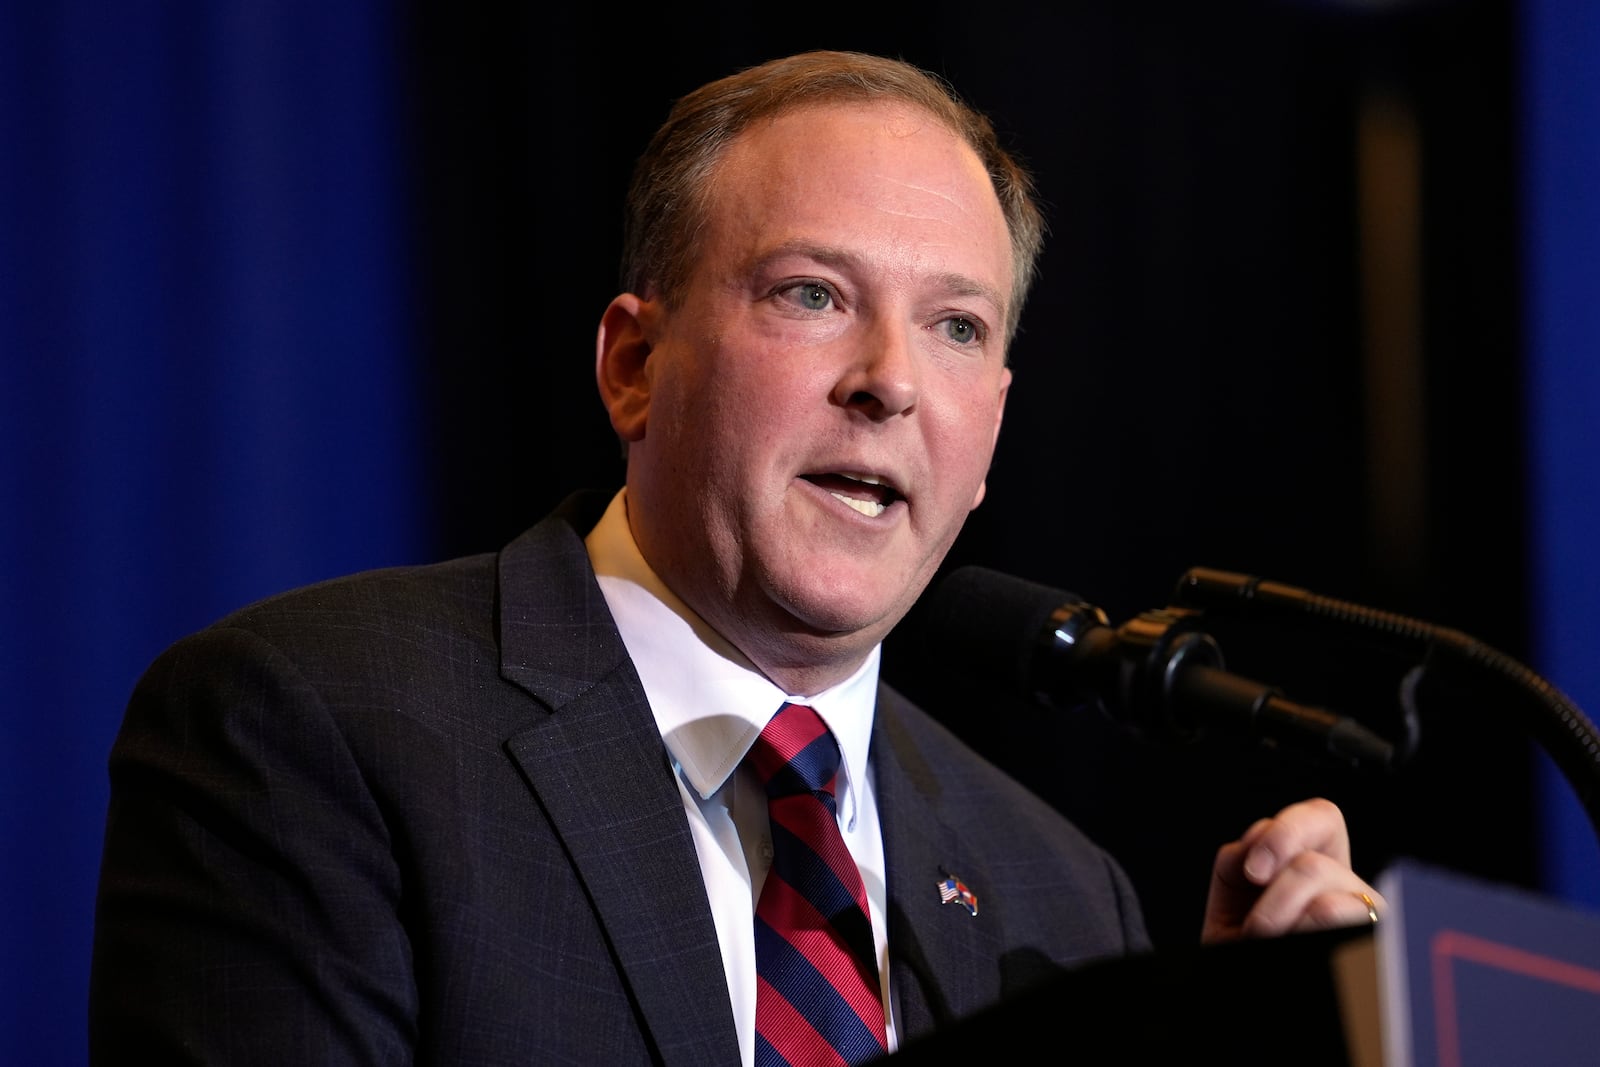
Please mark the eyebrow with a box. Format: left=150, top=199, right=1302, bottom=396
left=750, top=239, right=1008, bottom=318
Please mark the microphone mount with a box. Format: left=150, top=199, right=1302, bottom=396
left=1034, top=595, right=1400, bottom=772
left=1170, top=566, right=1600, bottom=843
left=910, top=561, right=1600, bottom=845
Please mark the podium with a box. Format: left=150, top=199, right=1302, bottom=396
left=1366, top=861, right=1600, bottom=1066
left=891, top=862, right=1600, bottom=1065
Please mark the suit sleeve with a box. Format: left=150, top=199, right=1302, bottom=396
left=89, top=626, right=418, bottom=1065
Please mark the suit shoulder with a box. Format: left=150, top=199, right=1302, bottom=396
left=123, top=552, right=507, bottom=725
left=220, top=552, right=498, bottom=633
left=875, top=684, right=1085, bottom=835
left=883, top=687, right=1068, bottom=812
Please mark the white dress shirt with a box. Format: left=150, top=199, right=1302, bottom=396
left=585, top=489, right=897, bottom=1066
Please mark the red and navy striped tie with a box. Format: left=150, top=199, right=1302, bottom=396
left=748, top=702, right=888, bottom=1066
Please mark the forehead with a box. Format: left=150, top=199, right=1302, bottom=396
left=699, top=100, right=1013, bottom=298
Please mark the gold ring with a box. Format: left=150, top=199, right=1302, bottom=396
left=1358, top=892, right=1379, bottom=925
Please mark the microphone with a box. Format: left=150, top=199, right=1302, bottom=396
left=916, top=565, right=1398, bottom=772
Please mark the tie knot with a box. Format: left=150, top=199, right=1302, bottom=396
left=748, top=702, right=840, bottom=799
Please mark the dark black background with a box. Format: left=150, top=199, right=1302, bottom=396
left=403, top=0, right=1533, bottom=948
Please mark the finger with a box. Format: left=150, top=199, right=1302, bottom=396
left=1237, top=850, right=1382, bottom=938
left=1210, top=821, right=1270, bottom=889
left=1201, top=838, right=1268, bottom=944
left=1238, top=797, right=1350, bottom=886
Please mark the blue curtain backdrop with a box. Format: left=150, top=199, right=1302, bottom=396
left=1, top=5, right=425, bottom=1061
left=3, top=3, right=1599, bottom=1064
left=1524, top=0, right=1600, bottom=908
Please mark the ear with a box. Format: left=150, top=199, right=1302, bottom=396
left=970, top=365, right=1012, bottom=510
left=595, top=293, right=659, bottom=442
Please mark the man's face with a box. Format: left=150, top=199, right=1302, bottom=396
left=601, top=100, right=1014, bottom=692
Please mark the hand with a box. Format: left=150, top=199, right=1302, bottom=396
left=1200, top=797, right=1383, bottom=944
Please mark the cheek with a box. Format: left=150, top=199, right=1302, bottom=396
left=703, top=354, right=824, bottom=443
left=926, top=403, right=1004, bottom=516
left=932, top=389, right=1004, bottom=470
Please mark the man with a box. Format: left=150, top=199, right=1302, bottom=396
left=90, top=51, right=1382, bottom=1065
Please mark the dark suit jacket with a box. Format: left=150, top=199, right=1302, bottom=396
left=90, top=495, right=1149, bottom=1064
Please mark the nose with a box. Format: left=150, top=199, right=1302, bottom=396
left=832, top=316, right=919, bottom=420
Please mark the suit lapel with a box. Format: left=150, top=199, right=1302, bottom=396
left=873, top=689, right=1003, bottom=1041
left=495, top=502, right=739, bottom=1067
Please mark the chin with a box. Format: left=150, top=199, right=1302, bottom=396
left=769, top=570, right=914, bottom=639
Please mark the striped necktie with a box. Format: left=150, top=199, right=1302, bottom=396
left=747, top=702, right=888, bottom=1066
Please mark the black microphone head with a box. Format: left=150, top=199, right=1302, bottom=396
left=914, top=566, right=1089, bottom=698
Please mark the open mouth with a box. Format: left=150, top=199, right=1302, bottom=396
left=802, top=472, right=904, bottom=518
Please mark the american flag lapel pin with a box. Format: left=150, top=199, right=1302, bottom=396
left=937, top=872, right=978, bottom=917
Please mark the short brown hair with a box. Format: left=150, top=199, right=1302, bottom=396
left=620, top=51, right=1044, bottom=345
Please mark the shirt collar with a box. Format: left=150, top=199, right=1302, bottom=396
left=585, top=489, right=879, bottom=827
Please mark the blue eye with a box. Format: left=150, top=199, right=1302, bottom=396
left=793, top=283, right=831, bottom=310
left=774, top=280, right=835, bottom=312
left=942, top=317, right=980, bottom=344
